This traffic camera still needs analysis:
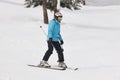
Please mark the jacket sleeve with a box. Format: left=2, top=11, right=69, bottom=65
left=59, top=34, right=63, bottom=41
left=48, top=20, right=54, bottom=39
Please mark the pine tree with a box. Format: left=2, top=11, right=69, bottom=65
left=24, top=0, right=85, bottom=24
left=24, top=0, right=84, bottom=10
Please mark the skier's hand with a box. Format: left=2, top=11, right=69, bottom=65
left=48, top=38, right=52, bottom=43
left=60, top=40, right=64, bottom=45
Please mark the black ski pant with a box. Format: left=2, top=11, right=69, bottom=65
left=42, top=41, right=64, bottom=62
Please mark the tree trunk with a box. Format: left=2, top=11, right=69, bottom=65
left=57, top=0, right=60, bottom=10
left=43, top=0, right=48, bottom=24
left=54, top=0, right=58, bottom=13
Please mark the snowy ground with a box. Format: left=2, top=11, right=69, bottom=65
left=0, top=0, right=120, bottom=80
left=86, top=0, right=120, bottom=5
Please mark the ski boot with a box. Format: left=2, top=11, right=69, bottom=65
left=58, top=62, right=67, bottom=69
left=39, top=60, right=51, bottom=68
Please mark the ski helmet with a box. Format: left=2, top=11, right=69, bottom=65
left=54, top=12, right=63, bottom=22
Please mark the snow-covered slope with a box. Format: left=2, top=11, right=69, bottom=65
left=0, top=0, right=120, bottom=80
left=86, top=0, right=120, bottom=5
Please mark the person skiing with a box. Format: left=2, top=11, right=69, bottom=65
left=39, top=11, right=67, bottom=68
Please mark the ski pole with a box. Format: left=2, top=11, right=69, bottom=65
left=40, top=26, right=54, bottom=47
left=40, top=26, right=47, bottom=36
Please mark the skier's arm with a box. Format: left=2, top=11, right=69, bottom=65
left=59, top=34, right=63, bottom=41
left=59, top=34, right=64, bottom=45
left=48, top=20, right=54, bottom=39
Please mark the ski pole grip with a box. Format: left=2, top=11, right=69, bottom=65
left=40, top=26, right=42, bottom=28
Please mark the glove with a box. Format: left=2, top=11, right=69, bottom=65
left=60, top=40, right=64, bottom=45
left=48, top=38, right=52, bottom=43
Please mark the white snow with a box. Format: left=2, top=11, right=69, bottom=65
left=0, top=0, right=120, bottom=80
left=86, top=0, right=120, bottom=6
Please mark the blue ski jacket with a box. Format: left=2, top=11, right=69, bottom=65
left=47, top=19, right=63, bottom=41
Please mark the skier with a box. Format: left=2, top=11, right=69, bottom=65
left=39, top=11, right=67, bottom=68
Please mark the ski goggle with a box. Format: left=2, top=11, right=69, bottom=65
left=58, top=16, right=63, bottom=18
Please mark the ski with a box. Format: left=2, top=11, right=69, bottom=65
left=28, top=64, right=66, bottom=70
left=28, top=64, right=78, bottom=71
left=67, top=67, right=79, bottom=71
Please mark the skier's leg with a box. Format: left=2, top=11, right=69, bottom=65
left=42, top=41, right=53, bottom=61
left=39, top=41, right=53, bottom=67
left=52, top=41, right=64, bottom=62
left=52, top=41, right=67, bottom=68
